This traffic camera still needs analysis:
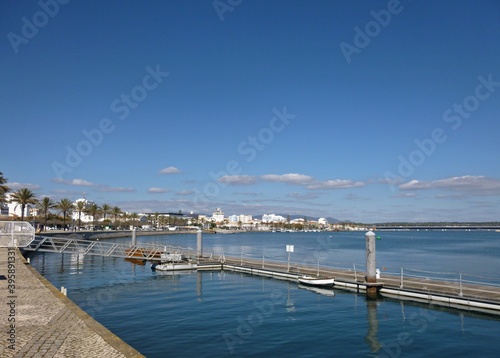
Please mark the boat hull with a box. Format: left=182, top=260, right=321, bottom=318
left=298, top=276, right=335, bottom=286
left=151, top=262, right=198, bottom=271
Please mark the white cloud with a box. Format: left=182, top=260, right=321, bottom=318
left=219, top=175, right=257, bottom=185
left=307, top=179, right=365, bottom=190
left=159, top=166, right=181, bottom=174
left=399, top=175, right=500, bottom=195
left=176, top=190, right=194, bottom=196
left=52, top=178, right=95, bottom=187
left=147, top=187, right=169, bottom=194
left=8, top=182, right=41, bottom=191
left=260, top=173, right=314, bottom=185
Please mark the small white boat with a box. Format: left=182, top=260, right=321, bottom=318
left=151, top=262, right=197, bottom=271
left=298, top=275, right=335, bottom=287
left=151, top=252, right=197, bottom=271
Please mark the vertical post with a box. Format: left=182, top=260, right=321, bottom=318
left=365, top=230, right=378, bottom=299
left=400, top=268, right=404, bottom=288
left=197, top=229, right=203, bottom=257
left=365, top=231, right=376, bottom=283
left=131, top=228, right=136, bottom=246
left=262, top=250, right=265, bottom=268
left=353, top=263, right=357, bottom=282
left=286, top=245, right=294, bottom=272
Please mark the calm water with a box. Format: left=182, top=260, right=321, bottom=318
left=27, top=231, right=500, bottom=357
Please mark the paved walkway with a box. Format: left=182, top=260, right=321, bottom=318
left=0, top=248, right=144, bottom=358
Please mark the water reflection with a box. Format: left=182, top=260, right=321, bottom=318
left=365, top=300, right=381, bottom=353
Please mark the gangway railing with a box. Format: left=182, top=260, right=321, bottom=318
left=23, top=235, right=197, bottom=261
left=0, top=221, right=35, bottom=248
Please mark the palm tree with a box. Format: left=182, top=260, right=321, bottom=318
left=10, top=188, right=38, bottom=221
left=74, top=200, right=87, bottom=229
left=86, top=203, right=101, bottom=230
left=0, top=172, right=10, bottom=205
left=121, top=211, right=130, bottom=228
left=101, top=203, right=112, bottom=222
left=130, top=212, right=139, bottom=229
left=112, top=206, right=122, bottom=229
left=37, top=197, right=56, bottom=230
left=56, top=198, right=73, bottom=230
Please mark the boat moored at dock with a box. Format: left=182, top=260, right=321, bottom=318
left=150, top=252, right=198, bottom=271
left=298, top=275, right=335, bottom=287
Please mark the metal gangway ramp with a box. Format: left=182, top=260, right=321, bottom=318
left=0, top=221, right=35, bottom=247
left=22, top=235, right=196, bottom=262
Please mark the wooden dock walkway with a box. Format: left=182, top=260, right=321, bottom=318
left=198, top=256, right=500, bottom=315
left=0, top=248, right=144, bottom=358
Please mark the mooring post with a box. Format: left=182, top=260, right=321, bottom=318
left=197, top=229, right=203, bottom=257
left=365, top=230, right=379, bottom=299
left=131, top=228, right=137, bottom=246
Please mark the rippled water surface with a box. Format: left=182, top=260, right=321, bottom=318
left=28, top=231, right=500, bottom=357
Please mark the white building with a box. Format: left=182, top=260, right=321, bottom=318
left=318, top=217, right=329, bottom=227
left=228, top=214, right=253, bottom=224
left=71, top=198, right=94, bottom=224
left=262, top=214, right=286, bottom=223
left=3, top=193, right=38, bottom=218
left=212, top=208, right=224, bottom=223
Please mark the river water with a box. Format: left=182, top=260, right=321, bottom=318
left=27, top=230, right=500, bottom=357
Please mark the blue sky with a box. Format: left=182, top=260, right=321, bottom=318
left=1, top=0, right=500, bottom=222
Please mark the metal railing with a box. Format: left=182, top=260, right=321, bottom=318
left=207, top=248, right=500, bottom=300
left=0, top=221, right=35, bottom=247
left=23, top=235, right=196, bottom=261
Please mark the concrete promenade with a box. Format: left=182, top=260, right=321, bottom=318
left=0, top=248, right=144, bottom=358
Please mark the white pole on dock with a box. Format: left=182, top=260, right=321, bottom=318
left=131, top=228, right=137, bottom=246
left=365, top=231, right=376, bottom=282
left=197, top=229, right=203, bottom=257
left=365, top=231, right=379, bottom=299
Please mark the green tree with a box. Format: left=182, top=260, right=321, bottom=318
left=130, top=212, right=139, bottom=229
left=121, top=211, right=130, bottom=228
left=0, top=172, right=10, bottom=205
left=112, top=206, right=122, bottom=229
left=101, top=203, right=112, bottom=221
left=56, top=198, right=73, bottom=230
left=37, top=197, right=56, bottom=230
left=10, top=188, right=38, bottom=221
left=86, top=203, right=101, bottom=231
left=74, top=200, right=87, bottom=229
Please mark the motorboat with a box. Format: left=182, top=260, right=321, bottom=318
left=150, top=252, right=197, bottom=271
left=151, top=261, right=197, bottom=271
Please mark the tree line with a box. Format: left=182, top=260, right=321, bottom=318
left=0, top=172, right=146, bottom=231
